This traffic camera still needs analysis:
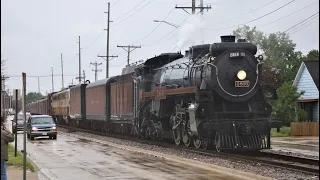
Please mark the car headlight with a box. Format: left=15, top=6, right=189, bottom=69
left=51, top=127, right=56, bottom=131
left=32, top=127, right=38, bottom=131
left=237, top=70, right=247, bottom=80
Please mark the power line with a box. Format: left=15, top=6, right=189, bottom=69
left=90, top=61, right=103, bottom=81
left=113, top=0, right=155, bottom=27
left=82, top=30, right=105, bottom=50
left=7, top=74, right=78, bottom=78
left=205, top=0, right=297, bottom=31
left=214, top=0, right=279, bottom=24
left=142, top=16, right=189, bottom=46
left=289, top=17, right=319, bottom=35
left=260, top=1, right=319, bottom=28
left=175, top=0, right=211, bottom=15
left=117, top=45, right=142, bottom=65
left=113, top=0, right=148, bottom=22
left=134, top=7, right=175, bottom=43
left=283, top=11, right=319, bottom=33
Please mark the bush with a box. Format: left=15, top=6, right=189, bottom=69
left=271, top=126, right=291, bottom=137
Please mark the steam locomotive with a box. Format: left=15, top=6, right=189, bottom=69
left=27, top=35, right=282, bottom=151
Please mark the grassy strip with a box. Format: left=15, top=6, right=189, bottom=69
left=271, top=126, right=291, bottom=137
left=7, top=144, right=35, bottom=172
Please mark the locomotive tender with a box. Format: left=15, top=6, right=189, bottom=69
left=27, top=35, right=282, bottom=151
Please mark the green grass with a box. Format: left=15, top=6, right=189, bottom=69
left=271, top=126, right=291, bottom=137
left=7, top=144, right=35, bottom=172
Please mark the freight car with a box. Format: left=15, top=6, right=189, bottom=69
left=69, top=84, right=87, bottom=127
left=51, top=89, right=70, bottom=124
left=27, top=93, right=53, bottom=116
left=27, top=35, right=282, bottom=152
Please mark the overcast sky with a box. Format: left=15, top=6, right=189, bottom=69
left=1, top=0, right=319, bottom=94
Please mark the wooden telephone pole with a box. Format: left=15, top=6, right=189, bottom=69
left=117, top=45, right=141, bottom=66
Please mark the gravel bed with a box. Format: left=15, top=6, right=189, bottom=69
left=58, top=127, right=319, bottom=180
left=262, top=149, right=319, bottom=160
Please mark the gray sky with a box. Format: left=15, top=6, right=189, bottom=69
left=1, top=0, right=319, bottom=94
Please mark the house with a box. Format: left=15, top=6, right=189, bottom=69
left=293, top=60, right=319, bottom=122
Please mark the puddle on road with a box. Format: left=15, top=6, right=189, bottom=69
left=76, top=138, right=93, bottom=144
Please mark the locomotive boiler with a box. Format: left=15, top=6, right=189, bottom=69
left=135, top=35, right=281, bottom=151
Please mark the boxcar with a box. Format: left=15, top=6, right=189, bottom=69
left=110, top=73, right=134, bottom=122
left=69, top=84, right=87, bottom=121
left=84, top=77, right=117, bottom=131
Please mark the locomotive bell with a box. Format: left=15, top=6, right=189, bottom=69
left=237, top=70, right=247, bottom=80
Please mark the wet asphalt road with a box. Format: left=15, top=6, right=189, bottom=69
left=5, top=116, right=244, bottom=180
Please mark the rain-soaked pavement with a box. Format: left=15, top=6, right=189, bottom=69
left=271, top=136, right=319, bottom=157
left=5, top=116, right=258, bottom=180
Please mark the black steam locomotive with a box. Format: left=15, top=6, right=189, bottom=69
left=134, top=35, right=282, bottom=151
left=28, top=35, right=282, bottom=152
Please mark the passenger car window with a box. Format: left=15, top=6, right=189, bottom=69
left=31, top=117, right=54, bottom=125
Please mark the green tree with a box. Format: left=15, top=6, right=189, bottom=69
left=26, top=92, right=44, bottom=104
left=272, top=82, right=307, bottom=126
left=304, top=49, right=319, bottom=60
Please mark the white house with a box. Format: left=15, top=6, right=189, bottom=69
left=293, top=60, right=319, bottom=122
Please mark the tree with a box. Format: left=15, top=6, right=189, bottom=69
left=26, top=92, right=45, bottom=104
left=304, top=49, right=319, bottom=60
left=272, top=82, right=307, bottom=126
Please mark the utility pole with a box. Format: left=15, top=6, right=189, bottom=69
left=175, top=0, right=211, bottom=15
left=77, top=36, right=82, bottom=84
left=90, top=61, right=102, bottom=81
left=51, top=67, right=54, bottom=93
left=117, top=45, right=141, bottom=66
left=175, top=0, right=211, bottom=44
left=97, top=54, right=118, bottom=78
left=61, top=53, right=64, bottom=89
left=82, top=70, right=86, bottom=83
left=22, top=72, right=27, bottom=180
left=37, top=77, right=40, bottom=93
left=200, top=0, right=204, bottom=44
left=97, top=2, right=118, bottom=78
left=14, top=89, right=19, bottom=157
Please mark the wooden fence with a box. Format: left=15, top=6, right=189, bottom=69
left=290, top=122, right=319, bottom=136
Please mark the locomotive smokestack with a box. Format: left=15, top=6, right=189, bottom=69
left=221, top=35, right=236, bottom=42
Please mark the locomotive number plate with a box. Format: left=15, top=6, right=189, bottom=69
left=235, top=81, right=250, bottom=87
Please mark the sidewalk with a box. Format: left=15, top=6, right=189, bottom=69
left=7, top=167, right=38, bottom=180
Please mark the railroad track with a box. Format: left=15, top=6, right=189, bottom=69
left=57, top=124, right=319, bottom=175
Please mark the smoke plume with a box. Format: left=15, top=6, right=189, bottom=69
left=177, top=15, right=206, bottom=51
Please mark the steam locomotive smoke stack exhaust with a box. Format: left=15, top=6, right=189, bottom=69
left=220, top=35, right=236, bottom=42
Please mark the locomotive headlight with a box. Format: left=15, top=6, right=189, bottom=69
left=237, top=70, right=247, bottom=80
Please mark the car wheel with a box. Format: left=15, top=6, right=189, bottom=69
left=53, top=135, right=57, bottom=140
left=30, top=135, right=34, bottom=140
left=27, top=134, right=30, bottom=139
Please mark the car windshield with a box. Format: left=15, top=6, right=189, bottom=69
left=31, top=117, right=54, bottom=125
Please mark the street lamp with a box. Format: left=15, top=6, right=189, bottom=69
left=153, top=20, right=180, bottom=28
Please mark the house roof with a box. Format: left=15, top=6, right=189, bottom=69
left=304, top=60, right=319, bottom=90
left=293, top=60, right=319, bottom=90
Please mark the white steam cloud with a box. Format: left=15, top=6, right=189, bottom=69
left=177, top=15, right=206, bottom=51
